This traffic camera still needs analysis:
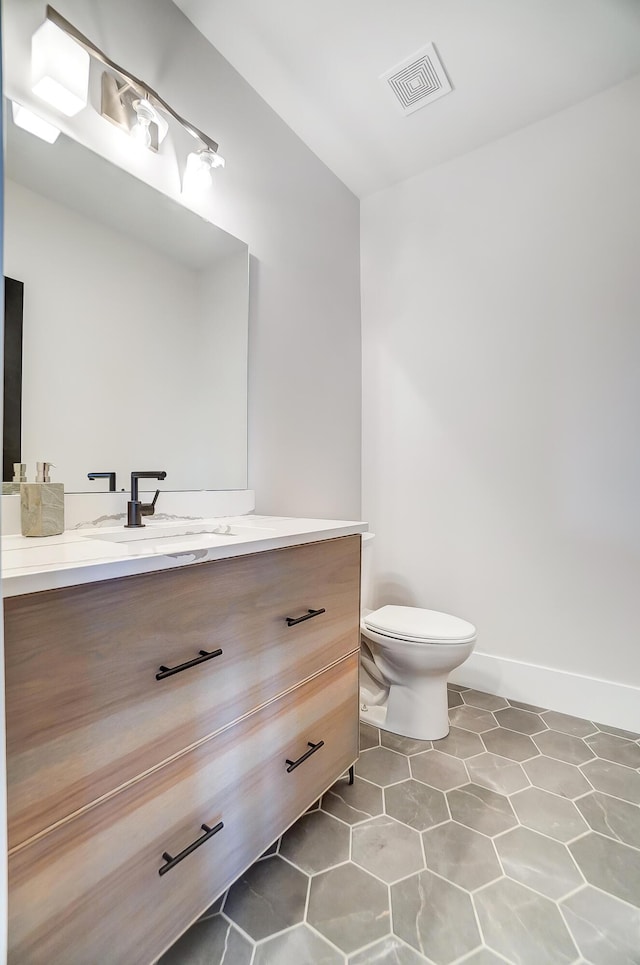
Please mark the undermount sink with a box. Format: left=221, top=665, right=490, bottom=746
left=84, top=522, right=277, bottom=549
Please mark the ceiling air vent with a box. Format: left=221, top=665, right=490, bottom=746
left=381, top=43, right=452, bottom=116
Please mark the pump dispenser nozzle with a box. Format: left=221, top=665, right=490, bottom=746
left=35, top=462, right=54, bottom=483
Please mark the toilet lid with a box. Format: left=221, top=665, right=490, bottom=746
left=363, top=605, right=476, bottom=643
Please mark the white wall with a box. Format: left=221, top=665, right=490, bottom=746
left=362, top=75, right=640, bottom=728
left=3, top=0, right=361, bottom=517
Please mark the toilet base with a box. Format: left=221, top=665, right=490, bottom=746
left=359, top=701, right=389, bottom=731
left=359, top=673, right=451, bottom=742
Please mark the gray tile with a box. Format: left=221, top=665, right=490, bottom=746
left=466, top=752, right=529, bottom=795
left=447, top=783, right=517, bottom=837
left=322, top=775, right=384, bottom=825
left=596, top=721, right=640, bottom=742
left=462, top=690, right=509, bottom=712
left=523, top=755, right=591, bottom=799
left=533, top=729, right=596, bottom=765
left=199, top=894, right=225, bottom=920
left=431, top=726, right=484, bottom=759
left=448, top=705, right=498, bottom=734
left=458, top=951, right=511, bottom=965
left=448, top=683, right=470, bottom=692
left=357, top=746, right=411, bottom=786
left=280, top=809, right=350, bottom=874
left=391, top=869, right=481, bottom=963
left=575, top=791, right=640, bottom=849
left=541, top=711, right=597, bottom=738
left=253, top=924, right=343, bottom=965
left=410, top=750, right=469, bottom=790
left=349, top=935, right=430, bottom=964
left=581, top=759, right=640, bottom=804
left=224, top=856, right=308, bottom=941
left=448, top=689, right=464, bottom=709
left=308, top=863, right=390, bottom=955
left=494, top=707, right=548, bottom=735
left=352, top=815, right=424, bottom=884
left=360, top=721, right=380, bottom=750
left=381, top=731, right=432, bottom=756
left=494, top=826, right=584, bottom=900
left=384, top=779, right=449, bottom=831
left=509, top=699, right=547, bottom=713
left=482, top=727, right=539, bottom=762
left=259, top=840, right=280, bottom=859
left=586, top=732, right=640, bottom=769
left=561, top=886, right=640, bottom=965
left=569, top=832, right=640, bottom=907
left=510, top=787, right=588, bottom=842
left=423, top=821, right=502, bottom=891
left=475, top=878, right=578, bottom=965
left=158, top=915, right=253, bottom=965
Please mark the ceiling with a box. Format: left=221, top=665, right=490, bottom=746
left=174, top=0, right=640, bottom=198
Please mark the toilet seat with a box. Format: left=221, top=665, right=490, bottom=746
left=362, top=605, right=476, bottom=645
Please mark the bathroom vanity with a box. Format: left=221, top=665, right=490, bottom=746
left=2, top=515, right=365, bottom=964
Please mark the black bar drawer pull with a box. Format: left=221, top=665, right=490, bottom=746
left=286, top=740, right=325, bottom=773
left=159, top=820, right=224, bottom=876
left=285, top=607, right=326, bottom=627
left=156, top=648, right=223, bottom=680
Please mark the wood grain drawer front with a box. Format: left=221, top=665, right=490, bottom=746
left=8, top=654, right=359, bottom=965
left=4, top=534, right=360, bottom=848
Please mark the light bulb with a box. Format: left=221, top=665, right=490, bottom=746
left=182, top=150, right=225, bottom=195
left=131, top=117, right=151, bottom=148
left=130, top=99, right=156, bottom=149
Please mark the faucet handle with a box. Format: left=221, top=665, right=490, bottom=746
left=140, top=490, right=161, bottom=517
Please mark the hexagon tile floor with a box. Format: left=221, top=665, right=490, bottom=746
left=159, top=685, right=640, bottom=965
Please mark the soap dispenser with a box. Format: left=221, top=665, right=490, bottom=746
left=20, top=462, right=65, bottom=537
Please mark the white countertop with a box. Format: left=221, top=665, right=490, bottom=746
left=1, top=515, right=368, bottom=597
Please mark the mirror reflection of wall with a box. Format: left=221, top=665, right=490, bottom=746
left=3, top=117, right=249, bottom=493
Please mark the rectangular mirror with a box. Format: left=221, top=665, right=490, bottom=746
left=3, top=109, right=248, bottom=493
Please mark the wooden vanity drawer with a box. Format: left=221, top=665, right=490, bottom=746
left=8, top=653, right=359, bottom=965
left=4, top=534, right=360, bottom=847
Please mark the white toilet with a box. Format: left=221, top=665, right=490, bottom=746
left=359, top=539, right=477, bottom=741
left=360, top=606, right=477, bottom=740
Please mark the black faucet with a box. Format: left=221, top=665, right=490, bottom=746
left=87, top=471, right=117, bottom=492
left=125, top=471, right=167, bottom=528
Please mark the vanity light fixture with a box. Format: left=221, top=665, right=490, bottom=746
left=31, top=17, right=90, bottom=116
left=11, top=101, right=61, bottom=144
left=34, top=6, right=223, bottom=179
left=100, top=74, right=170, bottom=153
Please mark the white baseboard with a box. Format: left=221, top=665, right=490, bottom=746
left=449, top=650, right=640, bottom=734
